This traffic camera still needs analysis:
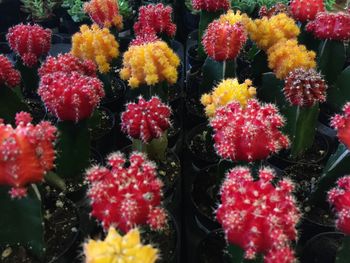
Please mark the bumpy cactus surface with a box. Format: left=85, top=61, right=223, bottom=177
left=38, top=71, right=105, bottom=122
left=7, top=24, right=51, bottom=67
left=306, top=11, right=350, bottom=41
left=216, top=167, right=300, bottom=260
left=284, top=68, right=327, bottom=107
left=84, top=0, right=123, bottom=30
left=210, top=99, right=289, bottom=162
left=0, top=55, right=21, bottom=88
left=134, top=4, right=176, bottom=38
left=192, top=0, right=230, bottom=12
left=331, top=102, right=350, bottom=149
left=0, top=112, right=57, bottom=198
left=86, top=152, right=167, bottom=232
left=84, top=227, right=158, bottom=263
left=290, top=0, right=325, bottom=22
left=121, top=97, right=171, bottom=143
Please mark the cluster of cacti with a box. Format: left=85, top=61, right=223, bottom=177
left=192, top=0, right=230, bottom=12
left=121, top=97, right=171, bottom=143
left=119, top=38, right=180, bottom=88
left=71, top=24, right=119, bottom=73
left=202, top=20, right=247, bottom=61
left=134, top=3, right=177, bottom=38
left=284, top=68, right=327, bottom=107
left=0, top=112, right=56, bottom=198
left=86, top=152, right=167, bottom=232
left=0, top=55, right=21, bottom=88
left=331, top=102, right=350, bottom=149
left=289, top=0, right=325, bottom=22
left=39, top=53, right=97, bottom=77
left=6, top=24, right=51, bottom=67
left=200, top=78, right=256, bottom=117
left=259, top=3, right=289, bottom=18
left=84, top=227, right=158, bottom=263
left=210, top=99, right=289, bottom=162
left=84, top=0, right=123, bottom=30
left=267, top=39, right=316, bottom=79
left=306, top=11, right=350, bottom=41
left=328, top=176, right=350, bottom=235
left=38, top=71, right=105, bottom=122
left=216, top=167, right=300, bottom=260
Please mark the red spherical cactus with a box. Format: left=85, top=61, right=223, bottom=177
left=7, top=24, right=52, bottom=67
left=216, top=167, right=300, bottom=260
left=331, top=102, right=350, bottom=149
left=38, top=72, right=105, bottom=122
left=290, top=0, right=325, bottom=22
left=0, top=112, right=57, bottom=198
left=39, top=53, right=97, bottom=78
left=134, top=4, right=177, bottom=38
left=192, top=0, right=230, bottom=12
left=328, top=176, right=350, bottom=235
left=130, top=27, right=159, bottom=46
left=0, top=55, right=21, bottom=88
left=121, top=97, right=171, bottom=143
left=210, top=99, right=290, bottom=162
left=86, top=151, right=167, bottom=232
left=202, top=20, right=247, bottom=62
left=284, top=68, right=327, bottom=107
left=306, top=11, right=350, bottom=41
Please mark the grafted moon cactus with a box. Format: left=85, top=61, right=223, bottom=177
left=331, top=102, right=350, bottom=149
left=38, top=71, right=105, bottom=122
left=306, top=11, right=350, bottom=41
left=0, top=55, right=21, bottom=88
left=7, top=24, right=51, bottom=67
left=121, top=97, right=171, bottom=143
left=290, top=0, right=325, bottom=22
left=284, top=68, right=327, bottom=107
left=210, top=99, right=289, bottom=162
left=86, top=152, right=167, bottom=232
left=0, top=112, right=57, bottom=198
left=192, top=0, right=230, bottom=12
left=216, top=167, right=300, bottom=260
left=328, top=176, right=350, bottom=235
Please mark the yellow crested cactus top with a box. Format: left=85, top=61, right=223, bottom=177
left=267, top=39, right=316, bottom=79
left=244, top=13, right=300, bottom=51
left=84, top=227, right=158, bottom=263
left=201, top=78, right=256, bottom=117
left=219, top=10, right=246, bottom=25
left=71, top=24, right=119, bottom=73
left=120, top=40, right=180, bottom=88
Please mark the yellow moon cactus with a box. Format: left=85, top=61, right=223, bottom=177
left=120, top=40, right=180, bottom=88
left=71, top=24, right=119, bottom=74
left=84, top=227, right=158, bottom=263
left=201, top=78, right=256, bottom=117
left=219, top=10, right=246, bottom=25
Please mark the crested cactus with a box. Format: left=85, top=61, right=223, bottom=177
left=0, top=112, right=57, bottom=198
left=331, top=102, right=350, bottom=149
left=216, top=166, right=300, bottom=260
left=86, top=151, right=167, bottom=233
left=210, top=99, right=289, bottom=162
left=0, top=55, right=21, bottom=88
left=289, top=0, right=325, bottom=22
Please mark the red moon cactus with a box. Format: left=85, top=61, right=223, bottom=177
left=331, top=102, right=350, bottom=149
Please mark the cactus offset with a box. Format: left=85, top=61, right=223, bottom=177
left=290, top=0, right=325, bottom=22
left=201, top=78, right=256, bottom=117
left=192, top=0, right=230, bottom=12
left=84, top=0, right=123, bottom=30
left=86, top=152, right=167, bottom=232
left=84, top=227, right=158, bottom=263
left=284, top=68, right=327, bottom=107
left=121, top=97, right=171, bottom=143
left=202, top=20, right=247, bottom=61
left=39, top=53, right=97, bottom=78
left=331, top=102, right=350, bottom=149
left=0, top=112, right=57, bottom=198
left=0, top=55, right=21, bottom=88
left=71, top=24, right=119, bottom=73
left=38, top=71, right=105, bottom=122
left=210, top=99, right=289, bottom=162
left=134, top=4, right=176, bottom=38
left=216, top=167, right=300, bottom=260
left=328, top=176, right=350, bottom=235
left=306, top=11, right=350, bottom=41
left=7, top=24, right=51, bottom=67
